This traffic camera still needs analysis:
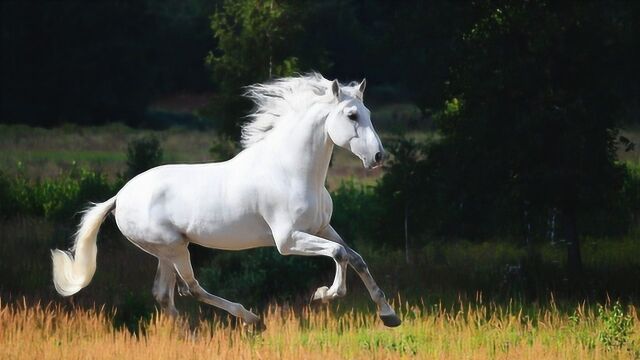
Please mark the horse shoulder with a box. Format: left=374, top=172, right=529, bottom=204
left=321, top=187, right=334, bottom=220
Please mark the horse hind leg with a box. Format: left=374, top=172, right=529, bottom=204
left=168, top=245, right=262, bottom=327
left=152, top=259, right=178, bottom=318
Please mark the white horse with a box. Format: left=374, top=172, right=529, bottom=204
left=51, top=73, right=401, bottom=327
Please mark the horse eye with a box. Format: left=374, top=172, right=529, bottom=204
left=348, top=112, right=358, bottom=121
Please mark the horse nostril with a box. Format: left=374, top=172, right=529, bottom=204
left=374, top=152, right=382, bottom=163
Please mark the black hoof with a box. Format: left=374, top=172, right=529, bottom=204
left=256, top=321, right=267, bottom=332
left=380, top=313, right=402, bottom=327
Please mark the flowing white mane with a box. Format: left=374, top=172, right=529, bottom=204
left=241, top=73, right=334, bottom=148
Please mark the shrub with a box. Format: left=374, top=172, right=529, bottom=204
left=373, top=137, right=435, bottom=245
left=126, top=135, right=163, bottom=179
left=330, top=179, right=381, bottom=245
left=36, top=168, right=116, bottom=221
left=198, top=247, right=330, bottom=307
left=0, top=171, right=19, bottom=218
left=0, top=166, right=117, bottom=222
left=597, top=301, right=634, bottom=350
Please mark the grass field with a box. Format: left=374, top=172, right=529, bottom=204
left=1, top=298, right=638, bottom=359
left=1, top=217, right=638, bottom=360
left=1, top=121, right=637, bottom=184
left=0, top=123, right=383, bottom=188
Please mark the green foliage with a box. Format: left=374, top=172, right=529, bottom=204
left=330, top=179, right=381, bottom=246
left=442, top=0, right=635, bottom=232
left=443, top=98, right=462, bottom=117
left=382, top=1, right=471, bottom=118
left=198, top=248, right=330, bottom=307
left=206, top=0, right=301, bottom=92
left=365, top=1, right=640, bottom=250
left=36, top=169, right=114, bottom=221
left=0, top=171, right=19, bottom=218
left=373, top=136, right=479, bottom=244
left=126, top=135, right=164, bottom=179
left=597, top=301, right=634, bottom=350
left=359, top=333, right=418, bottom=356
left=113, top=291, right=154, bottom=334
left=205, top=0, right=302, bottom=135
left=0, top=166, right=118, bottom=223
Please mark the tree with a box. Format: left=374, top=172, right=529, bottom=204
left=126, top=135, right=164, bottom=179
left=206, top=0, right=301, bottom=92
left=1, top=0, right=217, bottom=126
left=384, top=1, right=471, bottom=120
left=439, top=1, right=637, bottom=282
left=204, top=0, right=304, bottom=135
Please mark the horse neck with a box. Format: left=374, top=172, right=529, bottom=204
left=266, top=106, right=333, bottom=189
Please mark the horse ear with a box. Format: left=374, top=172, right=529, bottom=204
left=331, top=79, right=341, bottom=99
left=357, top=78, right=366, bottom=100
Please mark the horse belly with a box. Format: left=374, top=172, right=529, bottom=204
left=186, top=214, right=275, bottom=250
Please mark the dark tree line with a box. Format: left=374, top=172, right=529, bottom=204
left=0, top=0, right=477, bottom=127
left=1, top=0, right=216, bottom=126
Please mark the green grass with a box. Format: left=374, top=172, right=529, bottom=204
left=0, top=123, right=392, bottom=186
left=0, top=124, right=215, bottom=178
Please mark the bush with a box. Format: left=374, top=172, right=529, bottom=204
left=597, top=301, right=634, bottom=350
left=0, top=171, right=19, bottom=218
left=330, top=179, right=381, bottom=245
left=0, top=166, right=118, bottom=223
left=198, top=247, right=330, bottom=307
left=373, top=137, right=438, bottom=245
left=126, top=135, right=163, bottom=179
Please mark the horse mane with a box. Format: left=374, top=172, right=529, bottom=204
left=241, top=72, right=334, bottom=149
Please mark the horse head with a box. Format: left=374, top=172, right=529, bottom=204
left=325, top=79, right=385, bottom=169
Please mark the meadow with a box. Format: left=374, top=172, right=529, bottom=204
left=1, top=213, right=639, bottom=358
left=1, top=297, right=638, bottom=359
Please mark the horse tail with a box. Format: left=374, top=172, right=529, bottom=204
left=51, top=195, right=117, bottom=296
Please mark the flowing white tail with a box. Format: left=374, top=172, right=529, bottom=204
left=51, top=196, right=116, bottom=296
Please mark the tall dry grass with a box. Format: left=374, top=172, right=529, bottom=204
left=1, top=298, right=638, bottom=359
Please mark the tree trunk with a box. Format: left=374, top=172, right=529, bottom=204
left=522, top=201, right=540, bottom=300
left=404, top=201, right=411, bottom=264
left=564, top=206, right=583, bottom=285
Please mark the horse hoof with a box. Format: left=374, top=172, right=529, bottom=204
left=311, top=286, right=329, bottom=303
left=244, top=318, right=266, bottom=333
left=380, top=313, right=402, bottom=327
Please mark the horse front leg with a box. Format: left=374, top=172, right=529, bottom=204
left=311, top=226, right=349, bottom=303
left=272, top=226, right=401, bottom=327
left=317, top=225, right=401, bottom=327
left=272, top=228, right=349, bottom=302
